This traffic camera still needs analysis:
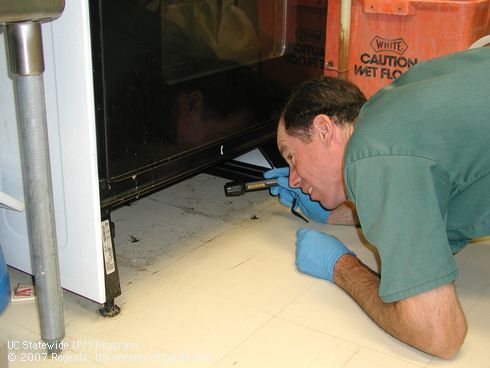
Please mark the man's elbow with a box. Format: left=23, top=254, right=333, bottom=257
left=428, top=317, right=468, bottom=360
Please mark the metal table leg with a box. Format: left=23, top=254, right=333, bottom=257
left=1, top=4, right=65, bottom=353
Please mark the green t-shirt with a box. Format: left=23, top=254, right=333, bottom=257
left=344, top=47, right=490, bottom=303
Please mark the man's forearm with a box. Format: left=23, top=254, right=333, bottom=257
left=332, top=254, right=410, bottom=342
left=332, top=254, right=467, bottom=358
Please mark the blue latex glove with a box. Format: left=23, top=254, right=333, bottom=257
left=264, top=167, right=330, bottom=223
left=295, top=228, right=355, bottom=282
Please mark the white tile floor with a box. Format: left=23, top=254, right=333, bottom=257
left=1, top=173, right=490, bottom=367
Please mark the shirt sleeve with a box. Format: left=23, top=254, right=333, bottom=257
left=345, top=155, right=458, bottom=302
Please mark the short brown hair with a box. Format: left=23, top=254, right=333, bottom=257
left=282, top=76, right=366, bottom=140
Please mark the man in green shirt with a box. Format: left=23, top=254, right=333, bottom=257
left=264, top=46, right=490, bottom=358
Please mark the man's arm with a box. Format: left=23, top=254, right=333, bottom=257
left=333, top=254, right=467, bottom=359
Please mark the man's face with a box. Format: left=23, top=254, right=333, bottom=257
left=276, top=116, right=348, bottom=210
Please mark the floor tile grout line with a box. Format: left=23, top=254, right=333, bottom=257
left=454, top=279, right=490, bottom=295
left=2, top=309, right=46, bottom=339
left=153, top=272, right=288, bottom=317
left=454, top=283, right=489, bottom=317
left=274, top=314, right=430, bottom=368
left=202, top=266, right=332, bottom=367
left=272, top=283, right=431, bottom=368
left=208, top=314, right=277, bottom=368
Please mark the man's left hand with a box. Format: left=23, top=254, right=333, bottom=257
left=295, top=227, right=355, bottom=282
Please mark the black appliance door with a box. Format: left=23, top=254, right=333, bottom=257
left=89, top=0, right=328, bottom=209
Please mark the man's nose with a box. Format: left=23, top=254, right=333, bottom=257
left=288, top=166, right=301, bottom=188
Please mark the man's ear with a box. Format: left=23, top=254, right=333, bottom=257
left=312, top=114, right=334, bottom=142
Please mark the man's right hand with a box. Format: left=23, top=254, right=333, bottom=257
left=264, top=167, right=330, bottom=223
